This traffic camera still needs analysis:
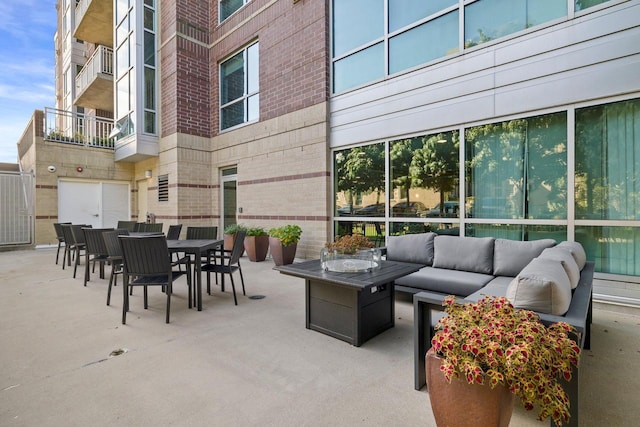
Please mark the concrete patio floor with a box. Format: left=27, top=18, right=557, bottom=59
left=1, top=247, right=639, bottom=426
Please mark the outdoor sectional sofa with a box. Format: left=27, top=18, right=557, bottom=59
left=384, top=233, right=593, bottom=427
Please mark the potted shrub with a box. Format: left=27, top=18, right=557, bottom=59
left=322, top=234, right=380, bottom=272
left=244, top=226, right=269, bottom=262
left=268, top=224, right=302, bottom=266
left=223, top=223, right=246, bottom=251
left=324, top=234, right=374, bottom=253
left=427, top=295, right=581, bottom=427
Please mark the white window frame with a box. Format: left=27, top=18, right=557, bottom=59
left=219, top=41, right=259, bottom=131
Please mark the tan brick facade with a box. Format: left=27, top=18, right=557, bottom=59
left=21, top=0, right=331, bottom=257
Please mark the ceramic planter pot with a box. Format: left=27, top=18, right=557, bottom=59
left=269, top=237, right=297, bottom=266
left=244, top=235, right=269, bottom=262
left=224, top=233, right=236, bottom=251
left=426, top=348, right=514, bottom=427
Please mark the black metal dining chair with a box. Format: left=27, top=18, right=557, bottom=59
left=60, top=224, right=76, bottom=269
left=180, top=226, right=219, bottom=272
left=202, top=230, right=246, bottom=305
left=82, top=228, right=113, bottom=286
left=186, top=226, right=218, bottom=240
left=70, top=225, right=91, bottom=279
left=137, top=223, right=164, bottom=233
left=116, top=220, right=137, bottom=232
left=103, top=229, right=129, bottom=306
left=53, top=222, right=71, bottom=265
left=167, top=224, right=182, bottom=240
left=119, top=235, right=188, bottom=323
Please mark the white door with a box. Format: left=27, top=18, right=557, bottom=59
left=58, top=180, right=129, bottom=227
left=102, top=183, right=130, bottom=227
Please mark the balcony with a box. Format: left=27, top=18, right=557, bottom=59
left=75, top=45, right=114, bottom=112
left=43, top=107, right=114, bottom=150
left=74, top=0, right=113, bottom=47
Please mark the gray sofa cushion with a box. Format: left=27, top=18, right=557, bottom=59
left=395, top=266, right=494, bottom=296
left=386, top=232, right=436, bottom=265
left=557, top=241, right=587, bottom=270
left=506, top=257, right=572, bottom=316
left=466, top=276, right=512, bottom=301
left=539, top=247, right=580, bottom=289
left=493, top=238, right=556, bottom=277
left=432, top=236, right=495, bottom=274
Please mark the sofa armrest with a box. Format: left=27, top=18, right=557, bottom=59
left=538, top=261, right=594, bottom=349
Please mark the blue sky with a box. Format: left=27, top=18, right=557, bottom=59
left=0, top=1, right=57, bottom=163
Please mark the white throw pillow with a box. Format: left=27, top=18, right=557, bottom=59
left=506, top=257, right=572, bottom=316
left=556, top=241, right=587, bottom=270
left=539, top=247, right=581, bottom=289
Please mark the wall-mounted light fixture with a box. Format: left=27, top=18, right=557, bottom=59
left=145, top=170, right=152, bottom=179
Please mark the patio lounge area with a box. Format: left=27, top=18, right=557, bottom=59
left=1, top=247, right=639, bottom=426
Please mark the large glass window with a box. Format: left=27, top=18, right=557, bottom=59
left=575, top=0, right=611, bottom=11
left=468, top=224, right=567, bottom=242
left=220, top=0, right=249, bottom=22
left=332, top=98, right=640, bottom=278
left=390, top=131, right=459, bottom=219
left=143, top=0, right=157, bottom=135
left=333, top=43, right=384, bottom=94
left=389, top=11, right=458, bottom=74
left=334, top=143, right=386, bottom=217
left=465, top=0, right=566, bottom=48
left=574, top=98, right=640, bottom=275
left=576, top=226, right=640, bottom=275
left=332, top=0, right=383, bottom=57
left=332, top=0, right=571, bottom=93
left=466, top=112, right=567, bottom=221
left=575, top=99, right=640, bottom=221
left=388, top=0, right=456, bottom=32
left=334, top=143, right=386, bottom=246
left=220, top=42, right=260, bottom=130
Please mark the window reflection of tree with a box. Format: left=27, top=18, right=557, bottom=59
left=465, top=113, right=567, bottom=223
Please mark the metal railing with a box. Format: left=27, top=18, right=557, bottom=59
left=43, top=107, right=115, bottom=150
left=76, top=45, right=114, bottom=96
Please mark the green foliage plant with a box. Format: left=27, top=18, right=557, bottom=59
left=268, top=224, right=302, bottom=247
left=245, top=226, right=268, bottom=237
left=431, top=295, right=581, bottom=426
left=224, top=223, right=246, bottom=235
left=325, top=234, right=373, bottom=254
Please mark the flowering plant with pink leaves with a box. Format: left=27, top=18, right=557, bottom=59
left=431, top=295, right=581, bottom=426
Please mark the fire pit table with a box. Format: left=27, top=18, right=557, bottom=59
left=274, top=259, right=422, bottom=346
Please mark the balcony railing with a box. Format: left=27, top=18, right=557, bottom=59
left=75, top=0, right=90, bottom=26
left=43, top=107, right=115, bottom=150
left=76, top=45, right=114, bottom=98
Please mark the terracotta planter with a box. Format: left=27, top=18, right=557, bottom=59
left=269, top=237, right=297, bottom=266
left=224, top=233, right=236, bottom=251
left=426, top=348, right=514, bottom=427
left=244, top=235, right=269, bottom=262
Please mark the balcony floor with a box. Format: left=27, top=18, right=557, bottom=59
left=1, top=248, right=639, bottom=426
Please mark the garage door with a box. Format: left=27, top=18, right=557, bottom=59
left=58, top=180, right=129, bottom=227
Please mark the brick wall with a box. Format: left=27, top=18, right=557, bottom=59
left=160, top=0, right=211, bottom=138
left=210, top=0, right=329, bottom=135
left=156, top=0, right=332, bottom=257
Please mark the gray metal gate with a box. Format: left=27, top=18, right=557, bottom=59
left=0, top=171, right=34, bottom=246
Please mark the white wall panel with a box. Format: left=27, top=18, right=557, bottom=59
left=330, top=1, right=640, bottom=148
left=495, top=56, right=640, bottom=116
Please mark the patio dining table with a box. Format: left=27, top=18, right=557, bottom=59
left=167, top=239, right=223, bottom=311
